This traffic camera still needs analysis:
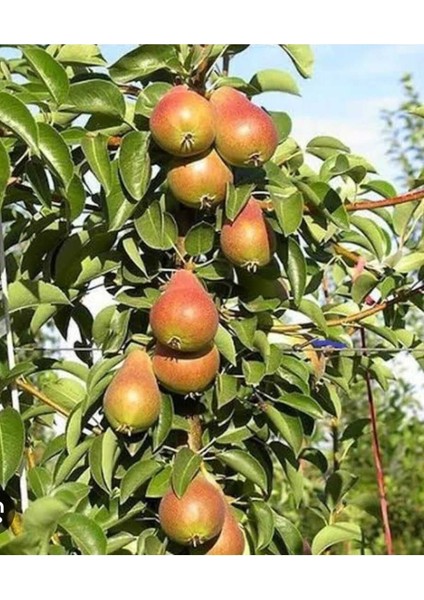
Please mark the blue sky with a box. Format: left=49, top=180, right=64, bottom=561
left=103, top=45, right=424, bottom=185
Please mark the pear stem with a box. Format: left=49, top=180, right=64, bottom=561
left=187, top=414, right=203, bottom=452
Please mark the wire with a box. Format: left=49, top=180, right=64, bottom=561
left=15, top=345, right=424, bottom=355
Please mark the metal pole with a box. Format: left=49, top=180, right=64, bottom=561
left=0, top=215, right=29, bottom=511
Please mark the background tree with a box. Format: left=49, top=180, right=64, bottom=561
left=0, top=44, right=423, bottom=555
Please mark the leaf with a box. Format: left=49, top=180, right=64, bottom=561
left=65, top=404, right=82, bottom=453
left=64, top=174, right=86, bottom=221
left=135, top=82, right=173, bottom=117
left=263, top=404, right=303, bottom=455
left=0, top=140, right=10, bottom=210
left=352, top=272, right=378, bottom=304
left=271, top=189, right=303, bottom=236
left=153, top=394, right=174, bottom=451
left=59, top=513, right=107, bottom=555
left=110, top=45, right=182, bottom=84
left=225, top=183, right=254, bottom=221
left=273, top=514, right=304, bottom=554
left=41, top=379, right=85, bottom=413
left=280, top=45, right=314, bottom=78
left=54, top=438, right=93, bottom=485
left=410, top=105, right=424, bottom=118
left=28, top=466, right=52, bottom=498
left=218, top=449, right=267, bottom=492
left=276, top=393, right=323, bottom=419
left=81, top=133, right=112, bottom=194
left=214, top=324, right=237, bottom=366
left=394, top=252, right=424, bottom=273
left=8, top=280, right=70, bottom=313
left=69, top=80, right=125, bottom=118
left=269, top=111, right=292, bottom=142
left=121, top=460, right=162, bottom=504
left=171, top=448, right=202, bottom=498
left=250, top=69, right=300, bottom=96
left=146, top=466, right=172, bottom=498
left=306, top=136, right=350, bottom=160
left=350, top=215, right=386, bottom=261
left=0, top=408, right=25, bottom=488
left=38, top=123, right=74, bottom=188
left=311, top=523, right=362, bottom=555
left=56, top=45, right=106, bottom=66
left=22, top=46, right=69, bottom=105
left=325, top=470, right=358, bottom=511
left=0, top=92, right=39, bottom=155
left=251, top=500, right=275, bottom=551
left=280, top=238, right=306, bottom=306
left=185, top=222, right=215, bottom=256
left=135, top=201, right=178, bottom=250
left=242, top=360, right=266, bottom=386
left=118, top=131, right=151, bottom=200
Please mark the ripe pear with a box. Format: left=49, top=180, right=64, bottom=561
left=150, top=86, right=215, bottom=157
left=149, top=270, right=219, bottom=352
left=210, top=86, right=279, bottom=167
left=167, top=148, right=233, bottom=209
left=159, top=474, right=226, bottom=545
left=195, top=503, right=245, bottom=555
left=103, top=349, right=161, bottom=435
left=220, top=198, right=276, bottom=270
left=152, top=343, right=220, bottom=395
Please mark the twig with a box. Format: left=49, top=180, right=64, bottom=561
left=360, top=327, right=393, bottom=555
left=270, top=283, right=424, bottom=334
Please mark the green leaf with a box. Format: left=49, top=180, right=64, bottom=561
left=306, top=136, right=350, bottom=160
left=8, top=280, right=70, bottom=313
left=352, top=272, right=378, bottom=304
left=218, top=449, right=267, bottom=492
left=310, top=182, right=350, bottom=230
left=153, top=394, right=174, bottom=451
left=59, top=513, right=107, bottom=555
left=69, top=80, right=125, bottom=118
left=225, top=183, right=254, bottom=221
left=269, top=111, right=292, bottom=142
left=280, top=238, right=306, bottom=306
left=22, top=46, right=69, bottom=105
left=135, top=82, right=173, bottom=117
left=0, top=408, right=25, bottom=488
left=280, top=45, right=314, bottom=78
left=325, top=470, right=358, bottom=511
left=81, top=133, right=112, bottom=194
left=311, top=523, right=362, bottom=555
left=250, top=69, right=300, bottom=96
left=410, top=105, right=424, bottom=118
left=110, top=45, right=182, bottom=84
left=263, top=404, right=303, bottom=455
left=118, top=131, right=151, bottom=200
left=28, top=466, right=52, bottom=498
left=394, top=252, right=424, bottom=273
left=171, top=448, right=202, bottom=498
left=54, top=438, right=93, bottom=485
left=121, top=459, right=162, bottom=504
left=146, top=466, right=172, bottom=498
left=362, top=179, right=397, bottom=199
left=105, top=162, right=138, bottom=231
left=56, top=45, right=106, bottom=66
left=350, top=215, right=386, bottom=261
left=0, top=140, right=10, bottom=210
left=251, top=500, right=275, bottom=551
left=64, top=174, right=86, bottom=221
left=273, top=514, right=304, bottom=554
left=231, top=315, right=257, bottom=350
left=185, top=222, right=215, bottom=256
left=214, top=324, right=237, bottom=366
left=135, top=201, right=178, bottom=250
left=0, top=92, right=39, bottom=155
left=271, top=189, right=303, bottom=236
left=38, top=123, right=74, bottom=188
left=242, top=360, right=266, bottom=386
left=271, top=442, right=303, bottom=507
left=41, top=379, right=85, bottom=413
left=276, top=393, right=323, bottom=419
left=65, top=404, right=82, bottom=453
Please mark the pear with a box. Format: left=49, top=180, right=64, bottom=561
left=159, top=474, right=226, bottom=546
left=220, top=198, right=276, bottom=270
left=149, top=270, right=219, bottom=352
left=150, top=86, right=215, bottom=157
left=194, top=503, right=245, bottom=555
left=103, top=349, right=161, bottom=435
left=167, top=148, right=233, bottom=209
left=152, top=343, right=220, bottom=395
left=210, top=86, right=279, bottom=167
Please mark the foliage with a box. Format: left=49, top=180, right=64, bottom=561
left=0, top=44, right=423, bottom=555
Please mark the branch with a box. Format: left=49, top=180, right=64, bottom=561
left=360, top=327, right=393, bottom=555
left=258, top=187, right=424, bottom=214
left=16, top=378, right=70, bottom=416
left=270, top=283, right=424, bottom=334
left=187, top=414, right=203, bottom=452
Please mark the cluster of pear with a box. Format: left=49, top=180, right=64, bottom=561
left=103, top=270, right=220, bottom=434
left=159, top=473, right=245, bottom=555
left=150, top=85, right=278, bottom=271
